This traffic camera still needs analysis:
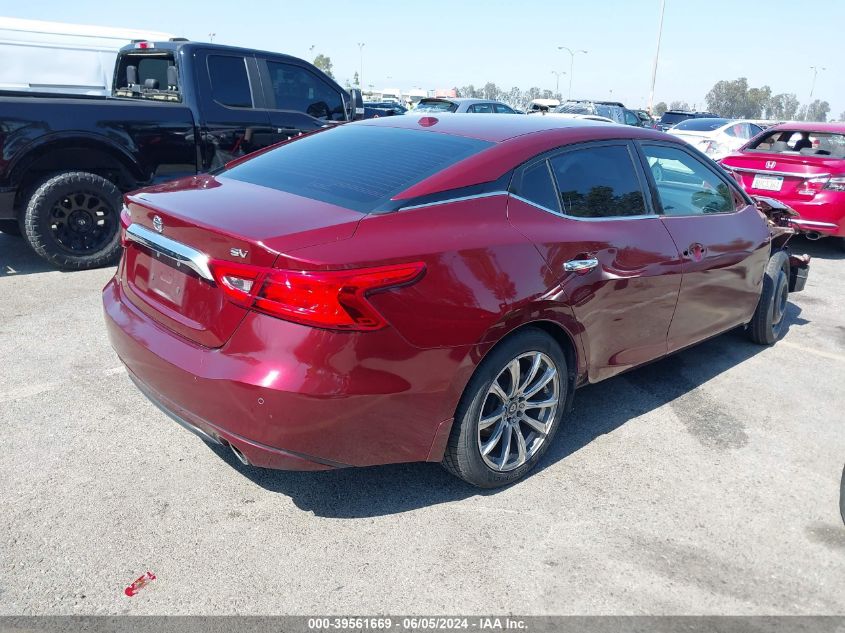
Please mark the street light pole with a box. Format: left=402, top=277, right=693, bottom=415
left=357, top=42, right=365, bottom=90
left=550, top=70, right=566, bottom=97
left=647, top=0, right=666, bottom=115
left=809, top=65, right=826, bottom=100
left=557, top=46, right=587, bottom=101
left=208, top=32, right=216, bottom=43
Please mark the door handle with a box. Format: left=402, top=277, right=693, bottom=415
left=564, top=258, right=599, bottom=273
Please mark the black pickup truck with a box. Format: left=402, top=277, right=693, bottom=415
left=0, top=40, right=365, bottom=269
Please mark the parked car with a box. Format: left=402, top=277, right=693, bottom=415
left=0, top=40, right=364, bottom=269
left=526, top=99, right=560, bottom=114
left=532, top=108, right=616, bottom=124
left=553, top=100, right=626, bottom=124
left=655, top=110, right=719, bottom=132
left=720, top=122, right=845, bottom=249
left=413, top=97, right=517, bottom=114
left=634, top=109, right=655, bottom=127
left=668, top=118, right=764, bottom=160
left=365, top=101, right=408, bottom=115
left=104, top=114, right=809, bottom=488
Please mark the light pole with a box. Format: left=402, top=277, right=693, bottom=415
left=309, top=44, right=315, bottom=59
left=550, top=70, right=567, bottom=97
left=810, top=65, right=826, bottom=100
left=208, top=32, right=216, bottom=43
left=557, top=46, right=587, bottom=100
left=357, top=42, right=365, bottom=90
left=647, top=0, right=666, bottom=115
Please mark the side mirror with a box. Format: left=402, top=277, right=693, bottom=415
left=349, top=88, right=365, bottom=121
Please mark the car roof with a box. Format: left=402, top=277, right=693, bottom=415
left=355, top=112, right=666, bottom=143
left=419, top=97, right=496, bottom=105
left=768, top=122, right=845, bottom=133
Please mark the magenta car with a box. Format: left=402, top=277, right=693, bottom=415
left=721, top=122, right=845, bottom=249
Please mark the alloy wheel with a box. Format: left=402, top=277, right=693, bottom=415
left=49, top=191, right=116, bottom=254
left=477, top=351, right=560, bottom=472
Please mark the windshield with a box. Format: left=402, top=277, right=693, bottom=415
left=414, top=100, right=458, bottom=113
left=222, top=125, right=493, bottom=212
left=746, top=130, right=845, bottom=157
left=556, top=103, right=592, bottom=115
left=674, top=118, right=730, bottom=131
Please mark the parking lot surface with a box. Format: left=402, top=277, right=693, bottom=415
left=1, top=233, right=843, bottom=615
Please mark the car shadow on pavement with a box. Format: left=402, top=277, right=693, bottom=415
left=0, top=234, right=56, bottom=276
left=790, top=235, right=845, bottom=260
left=217, top=304, right=808, bottom=519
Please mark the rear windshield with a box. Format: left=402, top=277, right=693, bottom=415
left=414, top=100, right=458, bottom=113
left=746, top=130, right=845, bottom=158
left=221, top=125, right=493, bottom=212
left=673, top=118, right=730, bottom=131
left=660, top=112, right=694, bottom=125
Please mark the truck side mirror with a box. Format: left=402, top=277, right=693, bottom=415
left=349, top=88, right=365, bottom=121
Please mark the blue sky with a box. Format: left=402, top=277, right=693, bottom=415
left=7, top=0, right=843, bottom=115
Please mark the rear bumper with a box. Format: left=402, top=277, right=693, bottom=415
left=102, top=276, right=467, bottom=470
left=786, top=198, right=845, bottom=237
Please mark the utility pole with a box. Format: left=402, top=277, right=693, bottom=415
left=809, top=65, right=826, bottom=100
left=550, top=71, right=566, bottom=97
left=557, top=46, right=587, bottom=101
left=357, top=43, right=365, bottom=92
left=647, top=0, right=666, bottom=115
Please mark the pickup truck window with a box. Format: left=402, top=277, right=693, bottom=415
left=208, top=55, right=253, bottom=109
left=222, top=125, right=493, bottom=212
left=266, top=61, right=344, bottom=121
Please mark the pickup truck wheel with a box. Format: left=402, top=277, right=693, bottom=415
left=22, top=172, right=122, bottom=270
left=442, top=329, right=567, bottom=488
left=748, top=250, right=790, bottom=345
left=0, top=220, right=22, bottom=236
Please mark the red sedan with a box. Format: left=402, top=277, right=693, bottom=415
left=720, top=122, right=845, bottom=249
left=103, top=115, right=808, bottom=487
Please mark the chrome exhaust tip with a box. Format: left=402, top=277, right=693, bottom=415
left=805, top=231, right=822, bottom=241
left=230, top=443, right=250, bottom=466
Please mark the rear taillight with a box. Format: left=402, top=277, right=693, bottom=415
left=119, top=207, right=132, bottom=247
left=798, top=175, right=845, bottom=195
left=209, top=261, right=425, bottom=331
left=824, top=175, right=845, bottom=192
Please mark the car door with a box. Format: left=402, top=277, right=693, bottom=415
left=468, top=103, right=494, bottom=113
left=637, top=142, right=771, bottom=352
left=507, top=141, right=683, bottom=383
left=257, top=58, right=347, bottom=141
left=194, top=50, right=275, bottom=171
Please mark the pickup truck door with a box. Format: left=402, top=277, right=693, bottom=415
left=255, top=57, right=348, bottom=141
left=636, top=142, right=771, bottom=352
left=193, top=49, right=276, bottom=170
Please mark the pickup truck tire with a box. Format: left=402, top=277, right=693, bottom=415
left=22, top=172, right=122, bottom=270
left=0, top=220, right=22, bottom=236
left=748, top=250, right=790, bottom=345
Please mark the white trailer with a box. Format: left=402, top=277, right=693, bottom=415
left=0, top=17, right=173, bottom=95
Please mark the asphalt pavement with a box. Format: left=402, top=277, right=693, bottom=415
left=1, top=232, right=843, bottom=615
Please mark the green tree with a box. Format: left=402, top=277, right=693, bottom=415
left=805, top=99, right=830, bottom=122
left=839, top=110, right=845, bottom=122
left=312, top=54, right=334, bottom=79
left=482, top=82, right=498, bottom=100
left=747, top=85, right=772, bottom=118
left=669, top=100, right=690, bottom=111
left=653, top=101, right=668, bottom=116
left=768, top=93, right=800, bottom=120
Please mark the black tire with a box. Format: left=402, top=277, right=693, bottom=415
left=0, top=219, right=22, bottom=236
left=442, top=328, right=568, bottom=488
left=839, top=237, right=845, bottom=253
left=748, top=250, right=790, bottom=345
left=22, top=171, right=122, bottom=270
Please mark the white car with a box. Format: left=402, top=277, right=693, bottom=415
left=668, top=118, right=764, bottom=160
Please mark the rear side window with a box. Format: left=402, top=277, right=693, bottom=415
left=512, top=161, right=560, bottom=212
left=208, top=55, right=252, bottom=108
left=266, top=61, right=345, bottom=121
left=222, top=125, right=493, bottom=212
left=548, top=145, right=647, bottom=218
left=470, top=103, right=494, bottom=113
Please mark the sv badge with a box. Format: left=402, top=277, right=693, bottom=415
left=229, top=248, right=249, bottom=258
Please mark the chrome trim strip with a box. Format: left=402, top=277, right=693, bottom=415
left=791, top=219, right=838, bottom=228
left=510, top=194, right=659, bottom=221
left=725, top=166, right=830, bottom=179
left=399, top=191, right=508, bottom=211
left=126, top=223, right=213, bottom=281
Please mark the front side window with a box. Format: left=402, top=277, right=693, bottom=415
left=494, top=104, right=515, bottom=114
left=266, top=61, right=344, bottom=121
left=548, top=145, right=647, bottom=218
left=207, top=55, right=252, bottom=108
left=642, top=144, right=736, bottom=216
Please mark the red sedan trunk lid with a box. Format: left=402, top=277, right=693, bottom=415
left=722, top=152, right=845, bottom=201
left=120, top=174, right=363, bottom=348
